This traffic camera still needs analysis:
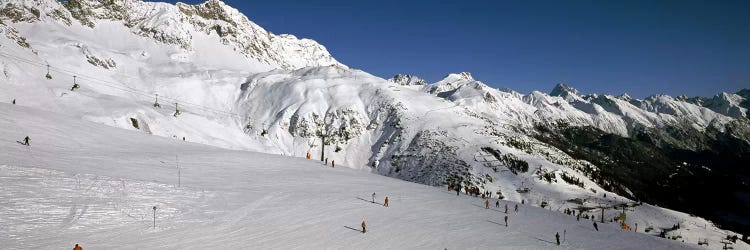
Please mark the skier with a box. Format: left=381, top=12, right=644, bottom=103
left=504, top=215, right=508, bottom=227
left=576, top=213, right=580, bottom=221
left=384, top=196, right=389, bottom=207
left=485, top=199, right=490, bottom=209
left=593, top=221, right=598, bottom=231
left=325, top=157, right=329, bottom=165
left=23, top=136, right=30, bottom=146
left=331, top=160, right=335, bottom=168
left=12, top=99, right=15, bottom=105
left=522, top=199, right=525, bottom=204
left=514, top=204, right=518, bottom=212
left=73, top=244, right=83, bottom=250
left=361, top=220, right=367, bottom=234
left=496, top=200, right=500, bottom=208
left=70, top=83, right=80, bottom=91
left=555, top=232, right=560, bottom=245
left=456, top=186, right=460, bottom=196
left=306, top=152, right=310, bottom=159
left=372, top=192, right=376, bottom=203
left=504, top=204, right=508, bottom=214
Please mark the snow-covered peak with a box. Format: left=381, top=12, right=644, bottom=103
left=617, top=93, right=632, bottom=101
left=389, top=74, right=427, bottom=86
left=0, top=0, right=344, bottom=70
left=441, top=72, right=474, bottom=82
left=549, top=83, right=581, bottom=97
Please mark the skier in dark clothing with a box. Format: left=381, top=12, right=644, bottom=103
left=514, top=204, right=518, bottom=212
left=331, top=160, right=335, bottom=168
left=555, top=232, right=560, bottom=245
left=496, top=200, right=500, bottom=208
left=12, top=99, right=15, bottom=105
left=23, top=136, right=30, bottom=146
left=361, top=220, right=366, bottom=233
left=577, top=213, right=580, bottom=221
left=504, top=215, right=508, bottom=227
left=593, top=222, right=598, bottom=231
left=504, top=204, right=508, bottom=214
left=456, top=187, right=460, bottom=196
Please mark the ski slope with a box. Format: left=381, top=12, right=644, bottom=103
left=0, top=104, right=712, bottom=249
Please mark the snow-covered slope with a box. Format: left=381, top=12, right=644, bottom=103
left=0, top=103, right=732, bottom=249
left=0, top=0, right=343, bottom=70
left=1, top=0, right=749, bottom=247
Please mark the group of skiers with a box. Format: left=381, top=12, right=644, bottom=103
left=305, top=152, right=335, bottom=168
left=371, top=193, right=389, bottom=207
left=359, top=193, right=391, bottom=234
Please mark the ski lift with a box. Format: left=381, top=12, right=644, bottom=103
left=153, top=94, right=161, bottom=108
left=45, top=64, right=52, bottom=80
left=173, top=102, right=181, bottom=116
left=70, top=76, right=79, bottom=91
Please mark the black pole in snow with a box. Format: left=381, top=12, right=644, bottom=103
left=153, top=206, right=157, bottom=228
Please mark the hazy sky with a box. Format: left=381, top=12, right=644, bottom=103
left=166, top=0, right=749, bottom=98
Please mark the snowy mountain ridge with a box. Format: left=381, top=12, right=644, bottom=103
left=1, top=1, right=750, bottom=248
left=0, top=0, right=343, bottom=69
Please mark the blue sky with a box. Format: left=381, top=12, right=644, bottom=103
left=167, top=0, right=749, bottom=98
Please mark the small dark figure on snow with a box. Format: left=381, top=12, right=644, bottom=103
left=514, top=204, right=518, bottom=212
left=325, top=157, right=329, bottom=165
left=555, top=232, right=560, bottom=245
left=23, top=136, right=30, bottom=146
left=456, top=187, right=460, bottom=196
left=593, top=222, right=598, bottom=231
left=361, top=220, right=367, bottom=234
left=504, top=215, right=508, bottom=227
left=384, top=196, right=389, bottom=207
left=12, top=99, right=16, bottom=105
left=372, top=192, right=376, bottom=203
left=496, top=200, right=500, bottom=208
left=485, top=199, right=490, bottom=209
left=577, top=213, right=580, bottom=221
left=73, top=243, right=83, bottom=250
left=504, top=204, right=508, bottom=214
left=71, top=83, right=80, bottom=91
left=522, top=199, right=525, bottom=204
left=331, top=160, right=335, bottom=168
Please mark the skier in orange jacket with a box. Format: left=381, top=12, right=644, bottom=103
left=384, top=196, right=389, bottom=207
left=73, top=244, right=83, bottom=250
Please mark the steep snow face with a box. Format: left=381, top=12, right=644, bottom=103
left=0, top=0, right=344, bottom=70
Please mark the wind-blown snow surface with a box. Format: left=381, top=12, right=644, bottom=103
left=0, top=103, right=707, bottom=250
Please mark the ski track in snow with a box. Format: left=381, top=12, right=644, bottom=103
left=0, top=103, right=721, bottom=250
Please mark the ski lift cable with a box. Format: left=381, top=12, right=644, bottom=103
left=0, top=52, right=242, bottom=118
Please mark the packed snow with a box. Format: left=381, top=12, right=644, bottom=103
left=0, top=103, right=715, bottom=249
left=1, top=0, right=749, bottom=249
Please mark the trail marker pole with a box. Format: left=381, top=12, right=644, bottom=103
left=176, top=155, right=180, bottom=188
left=153, top=206, right=157, bottom=228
